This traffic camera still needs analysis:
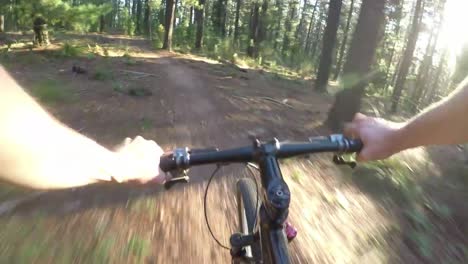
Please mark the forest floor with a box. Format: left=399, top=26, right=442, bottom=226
left=0, top=32, right=468, bottom=263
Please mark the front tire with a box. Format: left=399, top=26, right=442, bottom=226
left=236, top=178, right=261, bottom=262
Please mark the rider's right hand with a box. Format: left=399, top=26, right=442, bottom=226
left=344, top=113, right=405, bottom=162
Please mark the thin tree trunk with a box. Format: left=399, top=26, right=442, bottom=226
left=273, top=0, right=285, bottom=49
left=316, top=0, right=343, bottom=92
left=195, top=0, right=206, bottom=49
left=411, top=0, right=445, bottom=111
left=424, top=48, right=447, bottom=106
left=390, top=0, right=423, bottom=113
left=247, top=3, right=261, bottom=57
left=410, top=27, right=436, bottom=111
left=326, top=0, right=386, bottom=131
left=0, top=15, right=4, bottom=33
left=282, top=0, right=299, bottom=55
left=383, top=1, right=403, bottom=93
left=100, top=15, right=105, bottom=32
left=132, top=0, right=138, bottom=17
left=309, top=3, right=326, bottom=59
left=190, top=6, right=194, bottom=25
left=163, top=0, right=176, bottom=50
left=144, top=0, right=151, bottom=35
left=333, top=0, right=354, bottom=80
left=136, top=0, right=143, bottom=34
left=159, top=0, right=166, bottom=25
left=258, top=0, right=269, bottom=43
left=173, top=0, right=178, bottom=28
left=304, top=0, right=320, bottom=52
left=221, top=0, right=227, bottom=37
left=295, top=0, right=309, bottom=40
left=234, top=0, right=242, bottom=41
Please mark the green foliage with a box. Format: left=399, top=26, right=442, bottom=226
left=60, top=42, right=82, bottom=57
left=92, top=238, right=115, bottom=263
left=92, top=67, right=113, bottom=81
left=121, top=9, right=135, bottom=36
left=123, top=53, right=137, bottom=65
left=112, top=81, right=125, bottom=92
left=8, top=1, right=111, bottom=32
left=152, top=24, right=165, bottom=49
left=174, top=24, right=196, bottom=51
left=32, top=79, right=72, bottom=103
left=125, top=235, right=149, bottom=263
left=352, top=158, right=423, bottom=204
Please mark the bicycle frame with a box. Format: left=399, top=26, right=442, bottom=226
left=256, top=154, right=291, bottom=263
left=246, top=139, right=291, bottom=263
left=160, top=135, right=362, bottom=264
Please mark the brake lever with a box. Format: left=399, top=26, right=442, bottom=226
left=164, top=170, right=190, bottom=190
left=333, top=155, right=357, bottom=169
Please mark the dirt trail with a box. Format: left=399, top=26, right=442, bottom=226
left=1, top=35, right=466, bottom=263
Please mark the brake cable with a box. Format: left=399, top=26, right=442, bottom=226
left=203, top=163, right=261, bottom=251
left=203, top=165, right=230, bottom=250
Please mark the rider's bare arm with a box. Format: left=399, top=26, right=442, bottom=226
left=345, top=77, right=468, bottom=161
left=0, top=66, right=165, bottom=189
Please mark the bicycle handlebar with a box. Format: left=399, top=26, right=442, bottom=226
left=159, top=134, right=362, bottom=172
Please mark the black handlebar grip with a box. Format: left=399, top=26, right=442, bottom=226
left=159, top=153, right=176, bottom=172
left=348, top=139, right=363, bottom=153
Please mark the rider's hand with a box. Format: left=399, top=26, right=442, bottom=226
left=110, top=136, right=166, bottom=184
left=344, top=113, right=405, bottom=162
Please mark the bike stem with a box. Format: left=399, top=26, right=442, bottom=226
left=254, top=138, right=291, bottom=264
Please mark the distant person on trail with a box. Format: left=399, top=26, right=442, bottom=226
left=0, top=66, right=166, bottom=189
left=32, top=14, right=49, bottom=46
left=345, top=78, right=468, bottom=162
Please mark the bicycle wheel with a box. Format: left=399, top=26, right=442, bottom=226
left=236, top=178, right=262, bottom=262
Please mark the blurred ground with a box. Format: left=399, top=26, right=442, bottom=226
left=0, top=33, right=467, bottom=263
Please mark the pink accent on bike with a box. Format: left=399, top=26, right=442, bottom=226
left=284, top=221, right=297, bottom=241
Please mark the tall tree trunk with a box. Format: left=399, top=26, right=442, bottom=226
left=159, top=0, right=166, bottom=25
left=390, top=0, right=423, bottom=113
left=136, top=0, right=143, bottom=34
left=247, top=3, right=261, bottom=57
left=195, top=0, right=206, bottom=49
left=221, top=0, right=227, bottom=37
left=212, top=0, right=227, bottom=36
left=411, top=0, right=445, bottom=111
left=273, top=0, right=285, bottom=49
left=309, top=2, right=326, bottom=59
left=315, top=0, right=343, bottom=92
left=190, top=6, right=194, bottom=25
left=132, top=0, right=138, bottom=17
left=0, top=15, right=4, bottom=33
left=410, top=28, right=435, bottom=112
left=125, top=0, right=131, bottom=10
left=173, top=0, right=178, bottom=28
left=163, top=0, right=176, bottom=50
left=423, top=48, right=447, bottom=106
left=304, top=0, right=320, bottom=52
left=258, top=0, right=269, bottom=43
left=383, top=1, right=403, bottom=92
left=99, top=15, right=105, bottom=33
left=333, top=0, right=355, bottom=80
left=282, top=0, right=299, bottom=55
left=144, top=0, right=151, bottom=35
left=234, top=0, right=242, bottom=41
left=295, top=0, right=309, bottom=40
left=326, top=0, right=386, bottom=131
